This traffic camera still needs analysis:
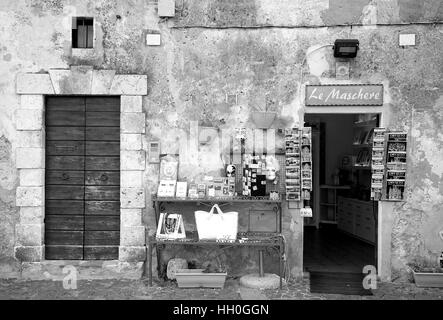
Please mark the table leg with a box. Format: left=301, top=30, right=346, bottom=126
left=279, top=244, right=283, bottom=289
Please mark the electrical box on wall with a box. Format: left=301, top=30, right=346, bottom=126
left=149, top=141, right=161, bottom=163
left=158, top=0, right=175, bottom=17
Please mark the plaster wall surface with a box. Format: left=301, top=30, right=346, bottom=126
left=0, top=0, right=442, bottom=280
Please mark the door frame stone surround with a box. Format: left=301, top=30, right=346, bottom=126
left=14, top=66, right=148, bottom=278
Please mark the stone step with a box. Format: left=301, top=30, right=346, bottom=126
left=20, top=260, right=144, bottom=280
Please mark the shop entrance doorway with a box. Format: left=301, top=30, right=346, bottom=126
left=302, top=113, right=379, bottom=274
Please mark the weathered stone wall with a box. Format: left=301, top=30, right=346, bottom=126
left=0, top=0, right=442, bottom=280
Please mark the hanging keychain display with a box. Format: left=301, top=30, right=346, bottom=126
left=284, top=127, right=301, bottom=201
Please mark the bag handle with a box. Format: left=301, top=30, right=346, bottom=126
left=209, top=204, right=223, bottom=215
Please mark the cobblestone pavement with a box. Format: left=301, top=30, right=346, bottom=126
left=0, top=277, right=442, bottom=300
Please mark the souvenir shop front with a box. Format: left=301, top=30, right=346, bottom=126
left=302, top=84, right=407, bottom=282
left=149, top=84, right=406, bottom=286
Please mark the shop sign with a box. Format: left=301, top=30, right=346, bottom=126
left=305, top=84, right=383, bottom=106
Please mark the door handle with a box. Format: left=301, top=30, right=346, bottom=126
left=61, top=173, right=70, bottom=180
left=100, top=174, right=108, bottom=181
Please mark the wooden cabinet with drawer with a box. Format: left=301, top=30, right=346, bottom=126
left=337, top=197, right=376, bottom=244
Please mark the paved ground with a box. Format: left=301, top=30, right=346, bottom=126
left=0, top=277, right=442, bottom=300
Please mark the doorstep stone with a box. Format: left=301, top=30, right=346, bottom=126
left=20, top=261, right=144, bottom=280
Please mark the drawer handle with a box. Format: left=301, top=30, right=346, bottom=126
left=61, top=173, right=70, bottom=180
left=100, top=174, right=108, bottom=181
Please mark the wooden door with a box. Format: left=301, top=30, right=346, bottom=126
left=45, top=96, right=120, bottom=260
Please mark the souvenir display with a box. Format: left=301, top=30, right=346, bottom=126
left=300, top=207, right=313, bottom=218
left=159, top=155, right=178, bottom=180
left=157, top=155, right=179, bottom=196
left=226, top=164, right=236, bottom=177
left=157, top=180, right=176, bottom=197
left=197, top=183, right=206, bottom=198
left=156, top=212, right=186, bottom=240
left=242, top=154, right=267, bottom=197
left=265, top=155, right=280, bottom=183
left=175, top=181, right=187, bottom=198
left=284, top=128, right=301, bottom=201
left=385, top=131, right=407, bottom=201
left=188, top=183, right=198, bottom=199
left=370, top=128, right=386, bottom=200
left=301, top=127, right=312, bottom=205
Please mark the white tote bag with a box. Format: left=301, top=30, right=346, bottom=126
left=195, top=204, right=238, bottom=241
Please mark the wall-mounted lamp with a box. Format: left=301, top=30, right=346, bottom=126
left=333, top=39, right=359, bottom=58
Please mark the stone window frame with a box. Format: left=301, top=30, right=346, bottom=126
left=14, top=66, right=148, bottom=264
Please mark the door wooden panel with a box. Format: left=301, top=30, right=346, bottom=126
left=46, top=170, right=84, bottom=185
left=85, top=186, right=120, bottom=201
left=85, top=156, right=119, bottom=171
left=46, top=156, right=85, bottom=170
left=45, top=215, right=84, bottom=230
left=86, top=112, right=120, bottom=126
left=46, top=200, right=84, bottom=215
left=85, top=216, right=120, bottom=231
left=86, top=127, right=119, bottom=141
left=46, top=111, right=85, bottom=126
left=46, top=245, right=83, bottom=260
left=46, top=97, right=85, bottom=112
left=46, top=230, right=84, bottom=245
left=84, top=246, right=119, bottom=260
left=45, top=96, right=120, bottom=260
left=85, top=201, right=120, bottom=215
left=86, top=141, right=119, bottom=156
left=46, top=127, right=85, bottom=141
left=84, top=231, right=119, bottom=245
left=86, top=97, right=120, bottom=112
left=85, top=171, right=119, bottom=186
left=46, top=141, right=85, bottom=156
left=46, top=185, right=84, bottom=200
